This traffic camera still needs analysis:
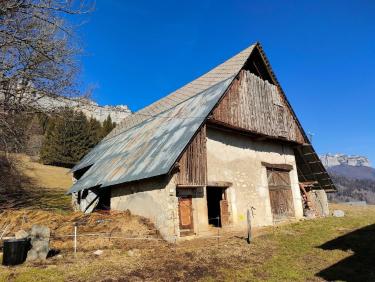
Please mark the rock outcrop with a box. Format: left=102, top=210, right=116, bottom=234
left=319, top=154, right=371, bottom=168
left=320, top=153, right=375, bottom=204
left=34, top=95, right=132, bottom=124
left=0, top=90, right=132, bottom=124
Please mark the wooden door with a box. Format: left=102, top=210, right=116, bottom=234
left=220, top=199, right=230, bottom=226
left=267, top=168, right=294, bottom=220
left=178, top=196, right=194, bottom=235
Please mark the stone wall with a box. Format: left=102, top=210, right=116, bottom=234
left=111, top=175, right=179, bottom=242
left=308, top=189, right=329, bottom=217
left=206, top=127, right=303, bottom=228
left=110, top=128, right=306, bottom=240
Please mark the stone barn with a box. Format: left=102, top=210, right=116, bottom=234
left=68, top=42, right=336, bottom=241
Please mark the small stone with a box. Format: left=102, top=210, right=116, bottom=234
left=15, top=230, right=29, bottom=239
left=93, top=250, right=103, bottom=256
left=30, top=225, right=50, bottom=239
left=127, top=250, right=134, bottom=257
left=333, top=210, right=345, bottom=217
left=304, top=209, right=316, bottom=219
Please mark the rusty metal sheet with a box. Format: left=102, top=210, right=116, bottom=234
left=68, top=77, right=234, bottom=194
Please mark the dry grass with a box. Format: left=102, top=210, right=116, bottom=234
left=0, top=209, right=159, bottom=252
left=1, top=156, right=375, bottom=281
left=17, top=154, right=72, bottom=190
left=0, top=154, right=71, bottom=211
left=1, top=204, right=375, bottom=281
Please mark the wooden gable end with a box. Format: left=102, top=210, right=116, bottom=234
left=210, top=69, right=305, bottom=144
left=176, top=125, right=207, bottom=186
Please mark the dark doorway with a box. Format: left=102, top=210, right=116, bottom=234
left=96, top=188, right=111, bottom=210
left=206, top=187, right=228, bottom=227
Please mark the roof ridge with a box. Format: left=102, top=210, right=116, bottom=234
left=102, top=75, right=236, bottom=141
left=105, top=43, right=256, bottom=140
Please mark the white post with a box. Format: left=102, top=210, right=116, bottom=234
left=74, top=225, right=77, bottom=255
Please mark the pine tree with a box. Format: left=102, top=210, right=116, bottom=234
left=101, top=115, right=116, bottom=138
left=37, top=113, right=50, bottom=134
left=40, top=117, right=57, bottom=164
left=40, top=109, right=92, bottom=167
left=88, top=117, right=102, bottom=148
left=25, top=115, right=45, bottom=157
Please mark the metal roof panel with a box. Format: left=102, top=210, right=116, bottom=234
left=68, top=77, right=234, bottom=193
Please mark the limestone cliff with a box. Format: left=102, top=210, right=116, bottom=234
left=34, top=95, right=131, bottom=123
left=319, top=154, right=371, bottom=168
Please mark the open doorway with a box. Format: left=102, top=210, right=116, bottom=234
left=206, top=187, right=229, bottom=227
left=96, top=188, right=111, bottom=210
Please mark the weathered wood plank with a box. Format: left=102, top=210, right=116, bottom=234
left=211, top=70, right=305, bottom=144
left=176, top=125, right=207, bottom=186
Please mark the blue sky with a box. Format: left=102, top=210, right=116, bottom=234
left=76, top=0, right=375, bottom=163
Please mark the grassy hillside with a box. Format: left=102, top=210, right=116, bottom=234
left=18, top=154, right=73, bottom=190
left=0, top=154, right=72, bottom=211
left=1, top=156, right=375, bottom=281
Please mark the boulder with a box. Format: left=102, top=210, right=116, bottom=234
left=93, top=250, right=103, bottom=256
left=333, top=210, right=345, bottom=217
left=27, top=225, right=50, bottom=261
left=30, top=224, right=50, bottom=239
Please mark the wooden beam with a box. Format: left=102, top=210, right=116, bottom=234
left=177, top=184, right=205, bottom=188
left=206, top=119, right=301, bottom=145
left=295, top=146, right=320, bottom=184
left=261, top=162, right=293, bottom=171
left=207, top=181, right=233, bottom=188
left=300, top=181, right=318, bottom=186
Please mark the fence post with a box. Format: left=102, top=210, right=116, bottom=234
left=247, top=209, right=252, bottom=244
left=217, top=216, right=220, bottom=248
left=74, top=224, right=77, bottom=255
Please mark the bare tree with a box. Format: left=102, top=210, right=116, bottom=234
left=0, top=0, right=92, bottom=153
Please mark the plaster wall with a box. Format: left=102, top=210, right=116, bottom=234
left=110, top=176, right=179, bottom=242
left=206, top=127, right=303, bottom=228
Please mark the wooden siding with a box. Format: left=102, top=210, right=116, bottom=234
left=211, top=70, right=305, bottom=144
left=267, top=168, right=295, bottom=219
left=176, top=125, right=207, bottom=186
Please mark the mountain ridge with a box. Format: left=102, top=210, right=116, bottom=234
left=319, top=153, right=371, bottom=168
left=35, top=95, right=132, bottom=124
left=320, top=153, right=375, bottom=204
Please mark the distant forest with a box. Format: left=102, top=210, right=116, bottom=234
left=328, top=173, right=375, bottom=204
left=26, top=108, right=116, bottom=167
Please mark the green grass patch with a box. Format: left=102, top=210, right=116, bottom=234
left=219, top=205, right=375, bottom=281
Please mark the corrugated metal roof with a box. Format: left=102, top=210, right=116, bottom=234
left=72, top=44, right=256, bottom=174
left=68, top=77, right=234, bottom=193
left=103, top=44, right=256, bottom=140
left=69, top=42, right=336, bottom=193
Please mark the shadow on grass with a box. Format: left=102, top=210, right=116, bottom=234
left=0, top=156, right=71, bottom=211
left=316, top=224, right=375, bottom=282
